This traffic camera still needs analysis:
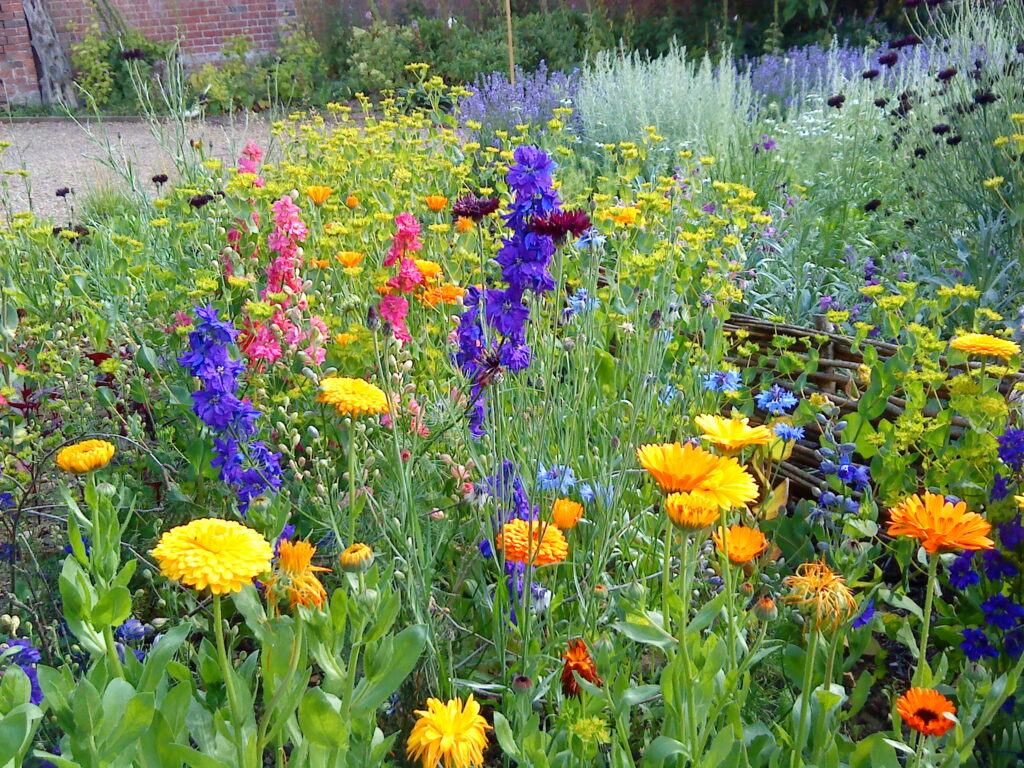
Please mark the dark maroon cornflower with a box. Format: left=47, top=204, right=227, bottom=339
left=1017, top=42, right=1024, bottom=55
left=914, top=147, right=927, bottom=158
left=55, top=187, right=71, bottom=197
left=827, top=94, right=846, bottom=108
left=932, top=124, right=951, bottom=135
left=874, top=98, right=889, bottom=108
left=974, top=91, right=998, bottom=106
left=151, top=174, right=168, bottom=186
left=879, top=51, right=899, bottom=67
left=530, top=209, right=591, bottom=244
left=891, top=35, right=922, bottom=48
left=946, top=135, right=962, bottom=146
left=937, top=67, right=957, bottom=82
left=189, top=194, right=214, bottom=209
left=121, top=48, right=145, bottom=61
left=904, top=218, right=918, bottom=229
left=453, top=194, right=501, bottom=221
left=862, top=69, right=880, bottom=80
left=863, top=199, right=881, bottom=212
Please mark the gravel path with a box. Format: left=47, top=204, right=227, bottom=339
left=0, top=116, right=274, bottom=221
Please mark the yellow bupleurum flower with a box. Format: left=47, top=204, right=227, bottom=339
left=406, top=694, right=492, bottom=768
left=264, top=539, right=330, bottom=611
left=151, top=518, right=273, bottom=595
left=886, top=492, right=994, bottom=553
left=551, top=498, right=584, bottom=529
left=339, top=542, right=375, bottom=572
left=636, top=442, right=758, bottom=509
left=497, top=518, right=568, bottom=566
left=783, top=559, right=857, bottom=630
left=712, top=525, right=769, bottom=564
left=664, top=492, right=720, bottom=533
left=56, top=439, right=116, bottom=473
left=694, top=414, right=773, bottom=452
left=317, top=377, right=389, bottom=417
left=949, top=333, right=1021, bottom=360
left=305, top=185, right=333, bottom=205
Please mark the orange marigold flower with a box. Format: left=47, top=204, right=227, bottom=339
left=425, top=194, right=449, bottom=211
left=886, top=492, right=994, bottom=553
left=455, top=216, right=474, bottom=233
left=695, top=414, right=773, bottom=452
left=335, top=250, right=365, bottom=268
left=783, top=559, right=857, bottom=630
left=310, top=258, right=329, bottom=268
left=339, top=542, right=374, bottom=572
left=636, top=442, right=758, bottom=509
left=664, top=491, right=720, bottom=533
left=414, top=259, right=443, bottom=281
left=552, top=498, right=584, bottom=529
left=950, top=333, right=1021, bottom=360
left=561, top=638, right=602, bottom=697
left=376, top=285, right=393, bottom=295
left=335, top=332, right=358, bottom=345
left=897, top=688, right=957, bottom=738
left=420, top=284, right=465, bottom=307
left=264, top=539, right=330, bottom=611
left=56, top=439, right=115, bottom=473
left=497, top=518, right=568, bottom=566
left=712, top=525, right=769, bottom=564
left=305, top=185, right=333, bottom=205
left=345, top=194, right=359, bottom=208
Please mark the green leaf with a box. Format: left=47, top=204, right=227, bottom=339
left=92, top=585, right=132, bottom=627
left=491, top=712, right=522, bottom=761
left=101, top=693, right=155, bottom=757
left=0, top=705, right=42, bottom=766
left=0, top=664, right=31, bottom=712
left=850, top=733, right=901, bottom=768
left=166, top=744, right=233, bottom=768
left=350, top=624, right=427, bottom=717
left=641, top=736, right=688, bottom=767
left=620, top=684, right=661, bottom=707
left=612, top=620, right=676, bottom=650
left=688, top=591, right=728, bottom=634
left=297, top=688, right=347, bottom=748
left=137, top=345, right=159, bottom=374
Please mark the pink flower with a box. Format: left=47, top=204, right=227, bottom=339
left=383, top=213, right=423, bottom=266
left=237, top=141, right=264, bottom=174
left=240, top=321, right=282, bottom=363
left=387, top=257, right=425, bottom=293
left=271, top=196, right=308, bottom=242
left=379, top=294, right=411, bottom=342
left=164, top=310, right=193, bottom=334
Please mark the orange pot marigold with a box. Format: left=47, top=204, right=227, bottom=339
left=897, top=688, right=957, bottom=738
left=712, top=525, right=769, bottom=564
left=886, top=492, right=994, bottom=553
left=561, top=638, right=603, bottom=697
left=497, top=518, right=568, bottom=566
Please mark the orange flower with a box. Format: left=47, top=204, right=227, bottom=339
left=897, top=688, right=956, bottom=737
left=345, top=194, right=359, bottom=208
left=455, top=216, right=474, bottom=233
left=783, top=559, right=857, bottom=630
left=335, top=332, right=358, bottom=345
left=263, top=539, right=330, bottom=611
left=419, top=284, right=465, bottom=307
left=306, top=185, right=333, bottom=205
left=664, top=492, right=720, bottom=533
left=335, top=250, right=365, bottom=268
left=309, top=257, right=329, bottom=268
left=497, top=518, right=568, bottom=566
left=376, top=285, right=393, bottom=295
left=561, top=638, right=602, bottom=697
left=712, top=525, right=769, bottom=564
left=886, top=492, right=994, bottom=553
left=414, top=259, right=443, bottom=282
left=552, top=498, right=584, bottom=529
left=425, top=194, right=448, bottom=211
left=695, top=414, right=773, bottom=452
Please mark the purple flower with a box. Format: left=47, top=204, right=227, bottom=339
left=115, top=619, right=146, bottom=642
left=999, top=515, right=1024, bottom=550
left=961, top=628, right=999, bottom=661
left=981, top=550, right=1018, bottom=581
left=998, top=428, right=1024, bottom=471
left=948, top=551, right=980, bottom=589
left=507, top=146, right=556, bottom=197
left=484, top=288, right=530, bottom=337
left=852, top=598, right=876, bottom=628
left=981, top=594, right=1024, bottom=630
left=992, top=473, right=1011, bottom=502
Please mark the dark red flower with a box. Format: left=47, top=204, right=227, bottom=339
left=862, top=69, right=880, bottom=80
left=937, top=67, right=957, bottom=82
left=827, top=94, right=846, bottom=108
left=879, top=51, right=899, bottom=67
left=530, top=208, right=591, bottom=244
left=561, top=639, right=602, bottom=697
left=452, top=194, right=500, bottom=221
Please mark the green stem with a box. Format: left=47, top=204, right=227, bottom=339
left=676, top=534, right=700, bottom=755
left=213, top=595, right=249, bottom=768
left=913, top=555, right=939, bottom=687
left=347, top=424, right=359, bottom=546
left=102, top=625, right=123, bottom=677
left=791, top=629, right=820, bottom=768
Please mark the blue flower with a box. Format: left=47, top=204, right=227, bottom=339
left=0, top=492, right=13, bottom=509
left=981, top=594, right=1024, bottom=630
left=115, top=619, right=146, bottom=642
left=658, top=383, right=680, bottom=405
left=981, top=550, right=1018, bottom=581
left=578, top=482, right=614, bottom=507
left=852, top=598, right=876, bottom=628
left=484, top=288, right=530, bottom=337
left=961, top=628, right=999, bottom=661
left=573, top=229, right=606, bottom=249
left=1006, top=628, right=1024, bottom=660
left=1001, top=695, right=1017, bottom=714
left=991, top=472, right=1011, bottom=502
left=506, top=145, right=556, bottom=197
left=1000, top=515, right=1024, bottom=550
left=274, top=524, right=296, bottom=556
left=537, top=463, right=576, bottom=494
left=566, top=288, right=599, bottom=316
left=0, top=639, right=43, bottom=704
left=755, top=384, right=798, bottom=414
left=773, top=423, right=805, bottom=441
left=997, top=428, right=1024, bottom=471
left=703, top=370, right=742, bottom=392
left=948, top=551, right=980, bottom=589
left=0, top=542, right=16, bottom=563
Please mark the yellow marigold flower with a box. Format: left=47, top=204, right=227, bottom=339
left=345, top=194, right=360, bottom=208
left=56, top=439, right=116, bottom=473
left=151, top=518, right=273, bottom=595
left=713, top=525, right=769, bottom=564
left=983, top=176, right=1005, bottom=189
left=664, top=492, right=720, bottom=533
left=695, top=414, right=773, bottom=452
left=552, top=498, right=584, bottom=529
left=335, top=250, right=365, bottom=268
left=414, top=259, right=443, bottom=281
left=306, top=185, right=333, bottom=205
left=949, top=332, right=1021, bottom=360
left=335, top=332, right=358, bottom=345
left=497, top=519, right=568, bottom=566
left=317, top=377, right=389, bottom=417
left=455, top=216, right=474, bottom=233
left=783, top=559, right=857, bottom=630
left=264, top=539, right=330, bottom=611
left=339, top=542, right=374, bottom=572
left=425, top=194, right=448, bottom=211
left=886, top=492, right=993, bottom=553
left=406, top=695, right=491, bottom=768
left=636, top=442, right=758, bottom=509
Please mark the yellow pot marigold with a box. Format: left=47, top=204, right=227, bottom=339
left=497, top=518, right=568, bottom=566
left=695, top=414, right=773, bottom=452
left=897, top=688, right=956, bottom=738
left=264, top=539, right=330, bottom=611
left=151, top=518, right=273, bottom=595
left=414, top=259, right=443, bottom=281
left=886, top=492, right=994, bottom=553
left=406, top=695, right=491, bottom=768
left=317, top=377, right=389, bottom=417
left=552, top=498, right=584, bottom=529
left=783, top=559, right=857, bottom=630
left=636, top=442, right=758, bottom=509
left=949, top=333, right=1021, bottom=360
left=305, top=185, right=333, bottom=205
left=56, top=439, right=116, bottom=473
left=339, top=542, right=374, bottom=572
left=712, top=525, right=769, bottom=564
left=664, top=492, right=720, bottom=533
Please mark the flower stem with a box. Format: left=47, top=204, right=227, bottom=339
left=213, top=594, right=249, bottom=768
left=791, top=628, right=819, bottom=768
left=913, top=554, right=939, bottom=687
left=676, top=534, right=700, bottom=755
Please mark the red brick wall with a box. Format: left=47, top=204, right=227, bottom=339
left=0, top=0, right=298, bottom=105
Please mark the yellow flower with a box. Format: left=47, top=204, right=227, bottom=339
left=694, top=414, right=773, bottom=452
left=950, top=333, right=1021, bottom=360
left=306, top=185, right=333, bottom=204
left=56, top=439, right=116, bottom=473
left=552, top=498, right=584, bottom=529
left=151, top=518, right=273, bottom=595
left=264, top=539, right=330, bottom=611
left=339, top=542, right=374, bottom=572
left=636, top=442, right=758, bottom=509
left=414, top=259, right=443, bottom=281
left=699, top=156, right=716, bottom=165
left=335, top=332, right=358, bottom=345
left=425, top=194, right=449, bottom=211
left=317, top=377, right=389, bottom=417
left=983, top=176, right=1005, bottom=189
left=335, top=250, right=365, bottom=268
left=664, top=492, right=720, bottom=533
left=783, top=559, right=857, bottom=630
left=497, top=519, right=568, bottom=566
left=406, top=695, right=491, bottom=768
left=600, top=206, right=639, bottom=226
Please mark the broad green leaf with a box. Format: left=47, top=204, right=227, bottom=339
left=351, top=624, right=427, bottom=717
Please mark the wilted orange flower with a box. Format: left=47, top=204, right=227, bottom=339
left=305, top=185, right=333, bottom=205
left=309, top=257, right=329, bottom=268
left=455, top=216, right=474, bottom=233
left=950, top=333, right=1021, bottom=360
left=712, top=525, right=769, bottom=564
left=414, top=259, right=443, bottom=281
left=695, top=414, right=773, bottom=452
left=335, top=250, right=365, bottom=268
left=552, top=498, right=584, bottom=529
left=264, top=539, right=330, bottom=611
left=636, top=442, right=758, bottom=509
left=783, top=559, right=857, bottom=630
left=897, top=688, right=956, bottom=737
left=345, top=194, right=359, bottom=208
left=497, top=519, right=568, bottom=566
left=664, top=492, right=720, bottom=533
left=561, top=638, right=602, bottom=697
left=886, top=492, right=994, bottom=553
left=425, top=194, right=448, bottom=211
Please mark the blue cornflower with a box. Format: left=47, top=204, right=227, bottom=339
left=578, top=482, right=614, bottom=507
left=981, top=594, right=1024, bottom=630
left=852, top=598, right=876, bottom=628
left=948, top=551, right=980, bottom=589
left=773, top=423, right=805, bottom=441
left=0, top=543, right=16, bottom=563
left=0, top=492, right=13, bottom=509
left=997, top=428, right=1024, bottom=471
left=981, top=550, right=1018, bottom=581
left=658, top=383, right=680, bottom=405
left=755, top=384, right=798, bottom=414
left=566, top=288, right=599, bottom=316
left=573, top=229, right=606, bottom=249
left=115, top=619, right=146, bottom=642
left=961, top=628, right=999, bottom=661
left=537, top=463, right=576, bottom=494
left=704, top=370, right=742, bottom=393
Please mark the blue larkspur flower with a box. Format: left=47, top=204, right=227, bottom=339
left=1000, top=515, right=1024, bottom=550
left=115, top=619, right=146, bottom=642
left=998, top=428, right=1024, bottom=471
left=991, top=472, right=1011, bottom=502
left=755, top=384, right=798, bottom=414
left=961, top=628, right=999, bottom=661
left=981, top=594, right=1024, bottom=630
left=981, top=550, right=1018, bottom=581
left=703, top=370, right=742, bottom=393
left=948, top=551, right=980, bottom=589
left=773, top=423, right=805, bottom=441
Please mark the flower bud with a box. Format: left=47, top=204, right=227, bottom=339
left=339, top=543, right=374, bottom=573
left=752, top=596, right=778, bottom=622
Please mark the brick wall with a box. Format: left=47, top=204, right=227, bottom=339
left=0, top=0, right=298, bottom=105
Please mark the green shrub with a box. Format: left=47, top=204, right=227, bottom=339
left=70, top=24, right=170, bottom=110
left=268, top=24, right=326, bottom=105
left=345, top=21, right=417, bottom=93
left=189, top=35, right=263, bottom=112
